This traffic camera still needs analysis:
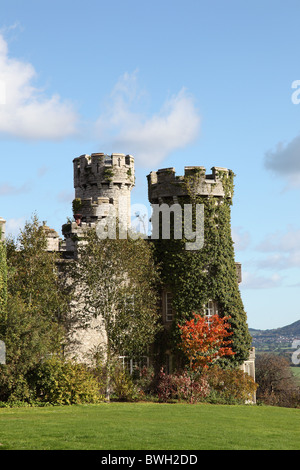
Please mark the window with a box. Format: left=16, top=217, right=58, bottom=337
left=119, top=356, right=149, bottom=375
left=204, top=300, right=218, bottom=324
left=125, top=155, right=131, bottom=165
left=166, top=292, right=174, bottom=322
left=165, top=354, right=173, bottom=374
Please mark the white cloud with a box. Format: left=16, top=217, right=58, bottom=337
left=94, top=71, right=201, bottom=166
left=5, top=217, right=25, bottom=238
left=0, top=39, right=200, bottom=157
left=0, top=34, right=78, bottom=140
left=264, top=135, right=300, bottom=186
left=232, top=226, right=251, bottom=251
left=0, top=181, right=30, bottom=195
left=255, top=226, right=300, bottom=270
left=241, top=271, right=284, bottom=289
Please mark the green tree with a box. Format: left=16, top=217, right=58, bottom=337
left=70, top=229, right=161, bottom=400
left=256, top=353, right=300, bottom=407
left=0, top=215, right=69, bottom=401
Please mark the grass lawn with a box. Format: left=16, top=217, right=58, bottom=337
left=292, top=367, right=300, bottom=384
left=0, top=402, right=299, bottom=450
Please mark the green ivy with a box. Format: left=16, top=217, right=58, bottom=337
left=72, top=198, right=82, bottom=214
left=103, top=168, right=115, bottom=182
left=152, top=172, right=252, bottom=367
left=0, top=229, right=7, bottom=329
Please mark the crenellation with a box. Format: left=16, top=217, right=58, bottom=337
left=73, top=153, right=134, bottom=227
left=147, top=165, right=232, bottom=202
left=42, top=222, right=60, bottom=252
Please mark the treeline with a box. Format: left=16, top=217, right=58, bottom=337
left=0, top=215, right=298, bottom=408
left=0, top=215, right=161, bottom=404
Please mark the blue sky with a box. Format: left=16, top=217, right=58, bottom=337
left=0, top=0, right=300, bottom=329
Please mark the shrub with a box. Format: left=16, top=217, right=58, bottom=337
left=29, top=357, right=103, bottom=405
left=110, top=363, right=138, bottom=401
left=132, top=366, right=156, bottom=400
left=204, top=365, right=257, bottom=404
left=0, top=366, right=33, bottom=403
left=155, top=368, right=210, bottom=403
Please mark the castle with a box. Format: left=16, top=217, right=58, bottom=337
left=0, top=152, right=255, bottom=384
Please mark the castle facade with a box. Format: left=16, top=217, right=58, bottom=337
left=0, top=152, right=255, bottom=384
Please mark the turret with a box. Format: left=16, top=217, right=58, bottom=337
left=147, top=164, right=252, bottom=369
left=147, top=166, right=232, bottom=204
left=73, top=153, right=135, bottom=227
left=61, top=153, right=135, bottom=259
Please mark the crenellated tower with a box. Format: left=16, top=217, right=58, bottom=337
left=62, top=153, right=135, bottom=257
left=147, top=166, right=232, bottom=204
left=73, top=153, right=135, bottom=226
left=147, top=164, right=252, bottom=370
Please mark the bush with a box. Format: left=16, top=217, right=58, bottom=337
left=132, top=366, right=156, bottom=400
left=29, top=357, right=103, bottom=405
left=110, top=363, right=138, bottom=401
left=204, top=365, right=258, bottom=404
left=0, top=366, right=33, bottom=403
left=155, top=368, right=210, bottom=403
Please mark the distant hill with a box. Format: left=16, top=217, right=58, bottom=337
left=249, top=320, right=300, bottom=358
left=249, top=320, right=300, bottom=338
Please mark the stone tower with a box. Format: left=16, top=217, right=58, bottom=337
left=147, top=165, right=253, bottom=370
left=73, top=153, right=135, bottom=227
left=62, top=153, right=135, bottom=257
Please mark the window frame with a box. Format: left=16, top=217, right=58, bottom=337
left=165, top=292, right=174, bottom=323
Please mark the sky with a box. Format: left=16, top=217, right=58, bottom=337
left=0, top=0, right=300, bottom=330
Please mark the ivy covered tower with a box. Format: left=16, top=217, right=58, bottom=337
left=147, top=166, right=252, bottom=369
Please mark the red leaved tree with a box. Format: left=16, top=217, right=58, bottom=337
left=178, top=313, right=235, bottom=371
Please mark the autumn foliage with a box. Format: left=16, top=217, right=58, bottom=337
left=178, top=313, right=235, bottom=370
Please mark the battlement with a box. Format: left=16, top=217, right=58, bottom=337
left=41, top=222, right=60, bottom=252
left=72, top=197, right=112, bottom=224
left=73, top=153, right=135, bottom=227
left=73, top=153, right=135, bottom=201
left=147, top=166, right=233, bottom=202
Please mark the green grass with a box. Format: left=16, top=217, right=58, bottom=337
left=0, top=402, right=299, bottom=450
left=292, top=367, right=300, bottom=384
